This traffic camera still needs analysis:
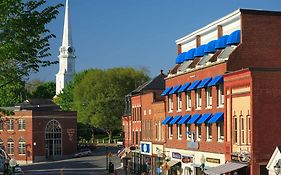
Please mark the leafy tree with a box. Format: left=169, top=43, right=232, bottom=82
left=54, top=70, right=89, bottom=111
left=0, top=0, right=62, bottom=88
left=30, top=81, right=55, bottom=99
left=0, top=81, right=26, bottom=106
left=25, top=79, right=44, bottom=95
left=73, top=68, right=149, bottom=143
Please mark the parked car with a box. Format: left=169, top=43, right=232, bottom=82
left=73, top=148, right=92, bottom=158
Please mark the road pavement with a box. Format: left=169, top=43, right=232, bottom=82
left=20, top=145, right=125, bottom=175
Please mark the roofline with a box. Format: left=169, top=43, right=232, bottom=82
left=176, top=9, right=241, bottom=45
left=240, top=8, right=281, bottom=15
left=224, top=67, right=281, bottom=78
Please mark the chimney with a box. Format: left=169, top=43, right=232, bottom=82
left=160, top=69, right=164, bottom=75
left=177, top=44, right=182, bottom=55
left=217, top=25, right=223, bottom=38
left=196, top=35, right=201, bottom=47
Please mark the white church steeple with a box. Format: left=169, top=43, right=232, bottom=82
left=56, top=0, right=76, bottom=95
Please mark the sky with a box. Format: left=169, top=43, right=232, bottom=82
left=30, top=0, right=281, bottom=82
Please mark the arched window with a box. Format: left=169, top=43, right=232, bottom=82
left=45, top=120, right=62, bottom=159
left=18, top=138, right=26, bottom=154
left=7, top=138, right=14, bottom=155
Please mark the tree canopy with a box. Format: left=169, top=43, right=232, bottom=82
left=0, top=0, right=62, bottom=88
left=55, top=67, right=150, bottom=142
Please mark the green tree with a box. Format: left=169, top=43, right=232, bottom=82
left=0, top=81, right=26, bottom=107
left=73, top=68, right=149, bottom=143
left=31, top=81, right=55, bottom=99
left=0, top=0, right=62, bottom=88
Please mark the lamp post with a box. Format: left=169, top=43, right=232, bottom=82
left=33, top=142, right=36, bottom=163
left=274, top=160, right=281, bottom=175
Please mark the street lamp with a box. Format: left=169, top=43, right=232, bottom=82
left=274, top=160, right=281, bottom=175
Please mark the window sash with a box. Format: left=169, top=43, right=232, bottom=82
left=177, top=94, right=182, bottom=111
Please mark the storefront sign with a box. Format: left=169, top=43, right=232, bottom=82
left=172, top=152, right=181, bottom=159
left=182, top=156, right=193, bottom=163
left=206, top=157, right=220, bottom=164
left=140, top=141, right=152, bottom=155
left=187, top=141, right=198, bottom=149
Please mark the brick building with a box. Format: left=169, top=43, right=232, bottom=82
left=0, top=99, right=77, bottom=164
left=121, top=71, right=166, bottom=173
left=160, top=9, right=281, bottom=175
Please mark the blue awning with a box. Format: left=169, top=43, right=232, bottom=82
left=161, top=87, right=173, bottom=96
left=208, top=75, right=223, bottom=86
left=194, top=45, right=206, bottom=57
left=168, top=85, right=182, bottom=95
left=204, top=40, right=217, bottom=53
left=178, top=114, right=191, bottom=124
left=187, top=80, right=201, bottom=91
left=161, top=116, right=173, bottom=125
left=177, top=82, right=191, bottom=93
left=197, top=113, right=212, bottom=124
left=197, top=77, right=212, bottom=89
left=187, top=114, right=201, bottom=124
left=227, top=30, right=240, bottom=45
left=208, top=112, right=224, bottom=123
left=169, top=115, right=182, bottom=124
left=215, top=35, right=229, bottom=49
left=184, top=48, right=196, bottom=61
left=176, top=52, right=186, bottom=64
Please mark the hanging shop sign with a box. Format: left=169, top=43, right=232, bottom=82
left=172, top=152, right=181, bottom=159
left=182, top=156, right=193, bottom=163
left=206, top=157, right=220, bottom=164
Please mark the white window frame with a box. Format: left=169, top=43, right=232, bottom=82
left=196, top=89, right=202, bottom=109
left=8, top=119, right=14, bottom=131
left=18, top=138, right=26, bottom=155
left=168, top=95, right=173, bottom=112
left=7, top=139, right=14, bottom=155
left=148, top=109, right=151, bottom=115
left=217, top=84, right=224, bottom=107
left=241, top=117, right=246, bottom=144
left=177, top=124, right=182, bottom=140
left=177, top=93, right=182, bottom=111
left=233, top=116, right=238, bottom=144
left=206, top=87, right=212, bottom=108
left=196, top=124, right=201, bottom=141
left=168, top=125, right=173, bottom=139
left=206, top=123, right=212, bottom=141
left=217, top=122, right=224, bottom=142
left=186, top=124, right=191, bottom=140
left=247, top=116, right=251, bottom=144
left=186, top=91, right=191, bottom=111
left=144, top=110, right=146, bottom=116
left=18, top=119, right=26, bottom=131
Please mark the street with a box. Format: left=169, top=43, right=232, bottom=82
left=21, top=145, right=123, bottom=175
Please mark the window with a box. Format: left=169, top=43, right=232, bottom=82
left=196, top=89, right=202, bottom=109
left=206, top=87, right=212, bottom=108
left=241, top=117, right=245, bottom=144
left=186, top=124, right=191, bottom=140
left=18, top=119, right=26, bottom=130
left=177, top=93, right=182, bottom=111
left=135, top=132, right=138, bottom=145
left=148, top=109, right=151, bottom=115
left=217, top=84, right=224, bottom=107
left=247, top=116, right=251, bottom=144
left=8, top=119, right=14, bottom=130
left=158, top=122, right=161, bottom=141
left=206, top=124, right=212, bottom=141
left=233, top=116, right=238, bottom=144
left=18, top=138, right=26, bottom=154
left=7, top=138, right=14, bottom=155
left=144, top=110, right=146, bottom=116
left=196, top=125, right=201, bottom=141
left=186, top=91, right=191, bottom=111
left=168, top=125, right=173, bottom=139
left=218, top=122, right=224, bottom=141
left=161, top=123, right=165, bottom=141
left=177, top=124, right=182, bottom=139
left=168, top=95, right=173, bottom=112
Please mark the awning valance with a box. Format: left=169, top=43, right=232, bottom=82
left=204, top=162, right=248, bottom=175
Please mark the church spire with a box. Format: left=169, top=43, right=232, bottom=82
left=56, top=0, right=76, bottom=95
left=62, top=0, right=72, bottom=47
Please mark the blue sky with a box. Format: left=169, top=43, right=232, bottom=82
left=30, top=0, right=281, bottom=81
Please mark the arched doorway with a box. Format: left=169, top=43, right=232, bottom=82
left=45, top=120, right=62, bottom=160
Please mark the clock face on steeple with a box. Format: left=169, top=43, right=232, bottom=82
left=68, top=47, right=73, bottom=53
